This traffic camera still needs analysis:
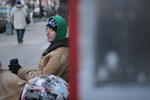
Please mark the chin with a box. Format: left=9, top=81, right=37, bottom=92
left=47, top=38, right=51, bottom=42
left=48, top=39, right=52, bottom=42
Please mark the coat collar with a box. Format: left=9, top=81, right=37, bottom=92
left=42, top=38, right=68, bottom=56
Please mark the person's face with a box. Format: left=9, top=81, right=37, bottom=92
left=46, top=27, right=56, bottom=42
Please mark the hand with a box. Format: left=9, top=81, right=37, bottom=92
left=8, top=58, right=22, bottom=74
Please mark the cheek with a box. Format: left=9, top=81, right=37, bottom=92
left=52, top=32, right=56, bottom=38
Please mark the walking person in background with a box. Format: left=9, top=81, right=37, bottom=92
left=10, top=0, right=27, bottom=44
left=29, top=5, right=34, bottom=24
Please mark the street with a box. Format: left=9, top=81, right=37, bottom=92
left=0, top=22, right=49, bottom=69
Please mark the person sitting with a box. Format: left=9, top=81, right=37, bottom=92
left=8, top=16, right=69, bottom=82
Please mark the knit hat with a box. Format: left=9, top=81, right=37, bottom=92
left=47, top=18, right=57, bottom=32
left=16, top=0, right=21, bottom=4
left=46, top=16, right=67, bottom=41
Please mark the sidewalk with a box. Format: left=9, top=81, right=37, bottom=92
left=0, top=22, right=49, bottom=69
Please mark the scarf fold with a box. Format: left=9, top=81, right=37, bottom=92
left=42, top=38, right=68, bottom=56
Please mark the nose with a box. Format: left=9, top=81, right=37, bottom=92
left=46, top=29, right=50, bottom=35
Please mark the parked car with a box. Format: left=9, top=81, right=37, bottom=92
left=0, top=6, right=12, bottom=33
left=0, top=6, right=7, bottom=32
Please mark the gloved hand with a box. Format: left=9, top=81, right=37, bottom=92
left=8, top=58, right=22, bottom=74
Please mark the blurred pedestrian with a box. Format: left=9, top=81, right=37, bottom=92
left=10, top=0, right=27, bottom=43
left=0, top=61, right=2, bottom=70
left=9, top=16, right=69, bottom=81
left=24, top=4, right=30, bottom=24
left=29, top=5, right=34, bottom=24
left=50, top=0, right=57, bottom=16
